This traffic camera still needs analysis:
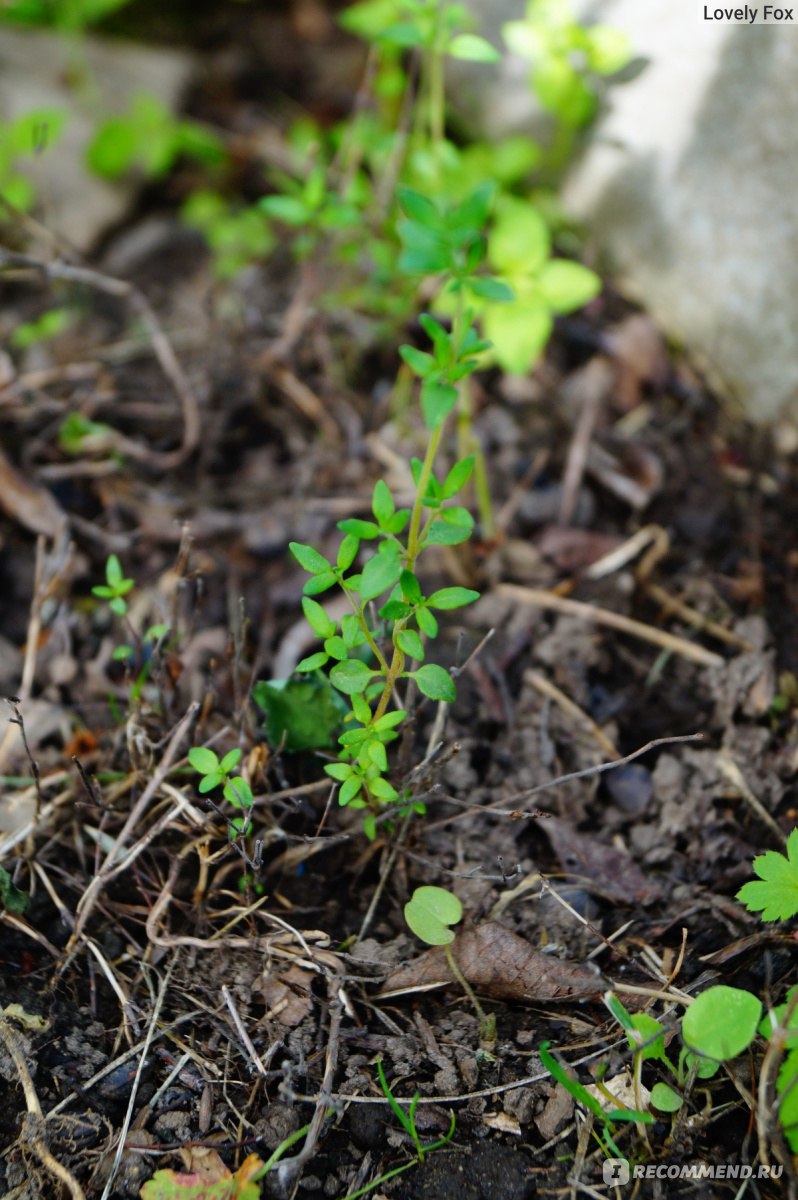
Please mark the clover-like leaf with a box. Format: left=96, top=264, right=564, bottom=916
left=404, top=885, right=463, bottom=946
left=682, top=986, right=762, bottom=1062
left=650, top=1082, right=682, bottom=1113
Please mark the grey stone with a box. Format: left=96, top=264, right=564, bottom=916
left=457, top=1, right=798, bottom=422
left=563, top=3, right=798, bottom=422
left=0, top=27, right=195, bottom=251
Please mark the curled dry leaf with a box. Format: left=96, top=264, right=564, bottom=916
left=261, top=963, right=314, bottom=1027
left=541, top=816, right=662, bottom=905
left=536, top=525, right=623, bottom=573
left=378, top=922, right=604, bottom=1003
left=0, top=445, right=68, bottom=538
left=601, top=313, right=669, bottom=413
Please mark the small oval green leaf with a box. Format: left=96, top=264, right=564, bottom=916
left=404, top=885, right=463, bottom=946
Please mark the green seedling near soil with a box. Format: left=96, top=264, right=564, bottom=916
left=188, top=746, right=254, bottom=839
left=339, top=1058, right=456, bottom=1200
left=0, top=866, right=28, bottom=915
left=539, top=1038, right=652, bottom=1161
left=58, top=411, right=117, bottom=456
left=404, top=885, right=495, bottom=1044
left=604, top=989, right=732, bottom=1117
left=604, top=983, right=798, bottom=1154
left=736, top=827, right=798, bottom=921
left=288, top=195, right=496, bottom=836
left=182, top=190, right=275, bottom=280
left=10, top=306, right=74, bottom=351
left=92, top=553, right=135, bottom=617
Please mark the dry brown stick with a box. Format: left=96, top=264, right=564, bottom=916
left=496, top=582, right=725, bottom=668
left=0, top=247, right=200, bottom=468
left=99, top=961, right=175, bottom=1200
left=587, top=524, right=754, bottom=652
left=270, top=363, right=341, bottom=444
left=559, top=384, right=604, bottom=526
left=426, top=733, right=703, bottom=831
left=64, top=702, right=199, bottom=960
left=717, top=753, right=787, bottom=847
left=274, top=980, right=343, bottom=1195
left=0, top=1013, right=86, bottom=1200
left=524, top=669, right=620, bottom=760
left=641, top=580, right=755, bottom=653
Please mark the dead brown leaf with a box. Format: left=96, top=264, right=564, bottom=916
left=379, top=922, right=604, bottom=1003
left=261, top=963, right=314, bottom=1027
left=602, top=314, right=669, bottom=412
left=541, top=816, right=661, bottom=905
left=0, top=445, right=67, bottom=538
left=536, top=525, right=623, bottom=573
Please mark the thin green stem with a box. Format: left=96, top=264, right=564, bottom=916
left=372, top=423, right=443, bottom=723
left=340, top=584, right=390, bottom=675
left=443, top=943, right=494, bottom=1044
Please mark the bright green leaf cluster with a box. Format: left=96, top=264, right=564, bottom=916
left=188, top=746, right=254, bottom=839
left=287, top=444, right=478, bottom=835
left=503, top=0, right=632, bottom=129
left=341, top=0, right=499, bottom=65
left=0, top=108, right=66, bottom=212
left=88, top=92, right=224, bottom=181
left=467, top=197, right=600, bottom=374
left=92, top=554, right=134, bottom=617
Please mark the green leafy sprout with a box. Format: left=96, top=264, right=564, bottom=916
left=404, top=885, right=495, bottom=1044
left=503, top=0, right=633, bottom=130
left=539, top=1037, right=652, bottom=1161
left=0, top=107, right=67, bottom=212
left=92, top=553, right=135, bottom=617
left=284, top=187, right=503, bottom=838
left=338, top=1058, right=456, bottom=1200
left=602, top=984, right=798, bottom=1152
left=188, top=746, right=254, bottom=840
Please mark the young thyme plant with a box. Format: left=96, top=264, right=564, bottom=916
left=289, top=184, right=509, bottom=838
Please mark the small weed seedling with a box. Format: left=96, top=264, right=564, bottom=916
left=404, top=885, right=495, bottom=1046
left=539, top=1038, right=652, bottom=1160
left=604, top=982, right=798, bottom=1155
left=503, top=0, right=632, bottom=172
left=188, top=746, right=254, bottom=840
left=603, top=989, right=752, bottom=1116
left=339, top=1058, right=456, bottom=1200
left=91, top=553, right=134, bottom=617
left=91, top=554, right=169, bottom=704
